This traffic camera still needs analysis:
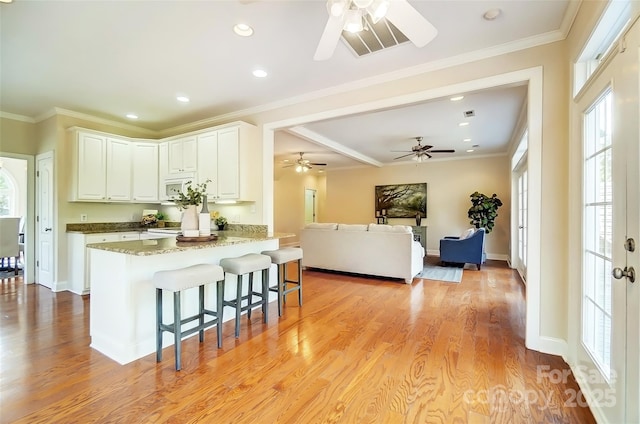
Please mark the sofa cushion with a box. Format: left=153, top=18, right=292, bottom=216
left=337, top=224, right=368, bottom=231
left=305, top=223, right=338, bottom=230
left=368, top=224, right=412, bottom=233
left=460, top=228, right=476, bottom=239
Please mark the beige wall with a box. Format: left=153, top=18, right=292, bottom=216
left=320, top=155, right=511, bottom=257
left=274, top=168, right=324, bottom=246
left=1, top=117, right=37, bottom=155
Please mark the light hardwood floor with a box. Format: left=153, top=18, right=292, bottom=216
left=0, top=259, right=594, bottom=423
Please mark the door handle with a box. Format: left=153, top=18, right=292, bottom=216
left=612, top=266, right=636, bottom=283
left=44, top=228, right=52, bottom=232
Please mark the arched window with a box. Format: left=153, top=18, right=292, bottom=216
left=0, top=168, right=17, bottom=216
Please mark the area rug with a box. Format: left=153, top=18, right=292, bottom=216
left=417, top=264, right=463, bottom=283
left=0, top=268, right=22, bottom=279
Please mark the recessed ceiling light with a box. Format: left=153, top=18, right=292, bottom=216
left=466, top=149, right=474, bottom=153
left=463, top=138, right=471, bottom=142
left=483, top=8, right=502, bottom=21
left=450, top=96, right=464, bottom=101
left=459, top=122, right=469, bottom=127
left=176, top=96, right=190, bottom=103
left=233, top=23, right=253, bottom=37
left=126, top=113, right=138, bottom=120
left=253, top=69, right=268, bottom=78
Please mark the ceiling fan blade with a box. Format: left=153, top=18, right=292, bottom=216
left=393, top=153, right=415, bottom=160
left=385, top=0, right=438, bottom=48
left=314, top=14, right=346, bottom=61
left=390, top=150, right=413, bottom=153
left=309, top=162, right=327, bottom=166
left=426, top=153, right=432, bottom=159
left=429, top=149, right=455, bottom=153
left=282, top=164, right=295, bottom=168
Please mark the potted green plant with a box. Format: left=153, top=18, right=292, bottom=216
left=171, top=180, right=209, bottom=233
left=215, top=215, right=228, bottom=231
left=155, top=211, right=167, bottom=228
left=467, top=191, right=503, bottom=233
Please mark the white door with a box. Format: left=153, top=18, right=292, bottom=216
left=576, top=20, right=639, bottom=422
left=304, top=189, right=316, bottom=224
left=36, top=152, right=54, bottom=289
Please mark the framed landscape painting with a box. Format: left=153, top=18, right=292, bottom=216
left=375, top=183, right=427, bottom=218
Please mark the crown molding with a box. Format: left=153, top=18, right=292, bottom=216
left=161, top=25, right=572, bottom=135
left=0, top=111, right=35, bottom=123
left=37, top=107, right=159, bottom=137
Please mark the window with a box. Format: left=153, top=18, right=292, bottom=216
left=0, top=168, right=17, bottom=216
left=582, top=89, right=612, bottom=377
left=574, top=0, right=631, bottom=96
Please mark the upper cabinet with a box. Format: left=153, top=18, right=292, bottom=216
left=75, top=132, right=107, bottom=200
left=131, top=142, right=158, bottom=202
left=69, top=121, right=258, bottom=204
left=197, top=127, right=240, bottom=200
left=168, top=136, right=197, bottom=174
left=105, top=138, right=132, bottom=201
left=73, top=132, right=132, bottom=201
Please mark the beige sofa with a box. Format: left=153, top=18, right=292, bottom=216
left=300, top=223, right=425, bottom=284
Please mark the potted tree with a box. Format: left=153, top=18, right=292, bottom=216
left=467, top=191, right=503, bottom=233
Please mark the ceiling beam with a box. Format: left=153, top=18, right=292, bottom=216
left=286, top=126, right=383, bottom=167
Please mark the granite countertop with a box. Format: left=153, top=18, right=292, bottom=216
left=86, top=231, right=295, bottom=256
left=67, top=222, right=268, bottom=234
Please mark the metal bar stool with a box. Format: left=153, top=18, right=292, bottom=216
left=153, top=263, right=225, bottom=371
left=261, top=247, right=303, bottom=317
left=219, top=253, right=271, bottom=338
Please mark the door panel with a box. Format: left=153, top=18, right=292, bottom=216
left=36, top=153, right=54, bottom=289
left=575, top=20, right=639, bottom=422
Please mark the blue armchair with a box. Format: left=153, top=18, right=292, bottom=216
left=439, top=228, right=486, bottom=270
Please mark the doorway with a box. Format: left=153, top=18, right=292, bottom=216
left=304, top=188, right=316, bottom=225
left=572, top=18, right=640, bottom=422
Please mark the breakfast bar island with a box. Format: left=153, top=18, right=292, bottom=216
left=87, top=230, right=292, bottom=365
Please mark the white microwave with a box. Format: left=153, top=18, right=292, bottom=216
left=161, top=173, right=196, bottom=201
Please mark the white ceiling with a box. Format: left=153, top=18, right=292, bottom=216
left=0, top=0, right=575, bottom=170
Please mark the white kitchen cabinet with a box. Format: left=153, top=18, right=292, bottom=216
left=168, top=136, right=197, bottom=174
left=217, top=127, right=240, bottom=199
left=72, top=131, right=132, bottom=202
left=68, top=231, right=141, bottom=294
left=106, top=138, right=132, bottom=201
left=196, top=131, right=218, bottom=198
left=158, top=142, right=169, bottom=201
left=76, top=132, right=107, bottom=200
left=132, top=142, right=159, bottom=202
left=197, top=127, right=239, bottom=200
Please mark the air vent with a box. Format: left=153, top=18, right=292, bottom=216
left=341, top=15, right=410, bottom=57
left=463, top=110, right=475, bottom=117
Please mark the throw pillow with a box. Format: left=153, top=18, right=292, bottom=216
left=305, top=223, right=338, bottom=230
left=337, top=224, right=368, bottom=231
left=460, top=228, right=476, bottom=240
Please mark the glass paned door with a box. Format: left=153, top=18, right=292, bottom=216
left=582, top=90, right=613, bottom=376
left=574, top=18, right=639, bottom=422
left=517, top=169, right=528, bottom=278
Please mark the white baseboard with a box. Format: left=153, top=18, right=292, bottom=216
left=526, top=336, right=567, bottom=358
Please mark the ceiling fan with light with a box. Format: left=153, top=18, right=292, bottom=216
left=314, top=0, right=437, bottom=61
left=392, top=137, right=455, bottom=162
left=283, top=152, right=327, bottom=173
